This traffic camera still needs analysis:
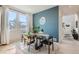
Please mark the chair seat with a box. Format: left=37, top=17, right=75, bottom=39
left=27, top=40, right=35, bottom=45
left=41, top=40, right=52, bottom=45
left=35, top=43, right=43, bottom=50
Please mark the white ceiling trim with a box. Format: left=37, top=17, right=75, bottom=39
left=9, top=5, right=56, bottom=14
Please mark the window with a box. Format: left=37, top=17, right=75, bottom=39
left=19, top=13, right=29, bottom=33
left=8, top=10, right=16, bottom=30
left=8, top=9, right=29, bottom=33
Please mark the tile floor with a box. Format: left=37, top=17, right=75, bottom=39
left=0, top=36, right=79, bottom=54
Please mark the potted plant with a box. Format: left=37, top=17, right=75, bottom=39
left=33, top=26, right=40, bottom=33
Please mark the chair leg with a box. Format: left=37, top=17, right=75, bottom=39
left=45, top=44, right=46, bottom=47
left=52, top=43, right=54, bottom=51
left=24, top=39, right=26, bottom=45
left=48, top=45, right=50, bottom=54
left=28, top=45, right=30, bottom=52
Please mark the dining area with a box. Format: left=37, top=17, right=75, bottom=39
left=0, top=5, right=59, bottom=54
left=21, top=32, right=54, bottom=54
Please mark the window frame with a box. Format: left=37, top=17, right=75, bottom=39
left=7, top=8, right=30, bottom=33
left=7, top=9, right=17, bottom=31
left=18, top=12, right=29, bottom=33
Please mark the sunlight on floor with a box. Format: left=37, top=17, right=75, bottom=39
left=0, top=38, right=79, bottom=54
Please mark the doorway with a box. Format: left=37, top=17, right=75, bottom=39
left=62, top=14, right=78, bottom=40
left=60, top=6, right=79, bottom=41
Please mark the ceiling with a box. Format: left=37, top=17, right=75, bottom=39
left=10, top=5, right=56, bottom=14
left=61, top=5, right=79, bottom=15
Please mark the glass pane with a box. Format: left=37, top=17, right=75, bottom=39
left=19, top=14, right=28, bottom=33
left=8, top=10, right=16, bottom=30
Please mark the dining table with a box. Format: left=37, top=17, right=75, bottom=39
left=22, top=32, right=54, bottom=54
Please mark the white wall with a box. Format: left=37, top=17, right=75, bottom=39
left=1, top=6, right=8, bottom=44
left=78, top=17, right=79, bottom=34
left=78, top=15, right=79, bottom=36
left=77, top=13, right=79, bottom=35
left=59, top=6, right=64, bottom=43
left=0, top=7, right=1, bottom=44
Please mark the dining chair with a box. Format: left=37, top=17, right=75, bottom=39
left=21, top=34, right=35, bottom=51
left=41, top=36, right=54, bottom=54
left=34, top=36, right=43, bottom=50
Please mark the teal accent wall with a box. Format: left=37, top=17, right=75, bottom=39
left=33, top=6, right=59, bottom=42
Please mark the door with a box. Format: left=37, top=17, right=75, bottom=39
left=18, top=13, right=29, bottom=38
left=8, top=10, right=17, bottom=43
